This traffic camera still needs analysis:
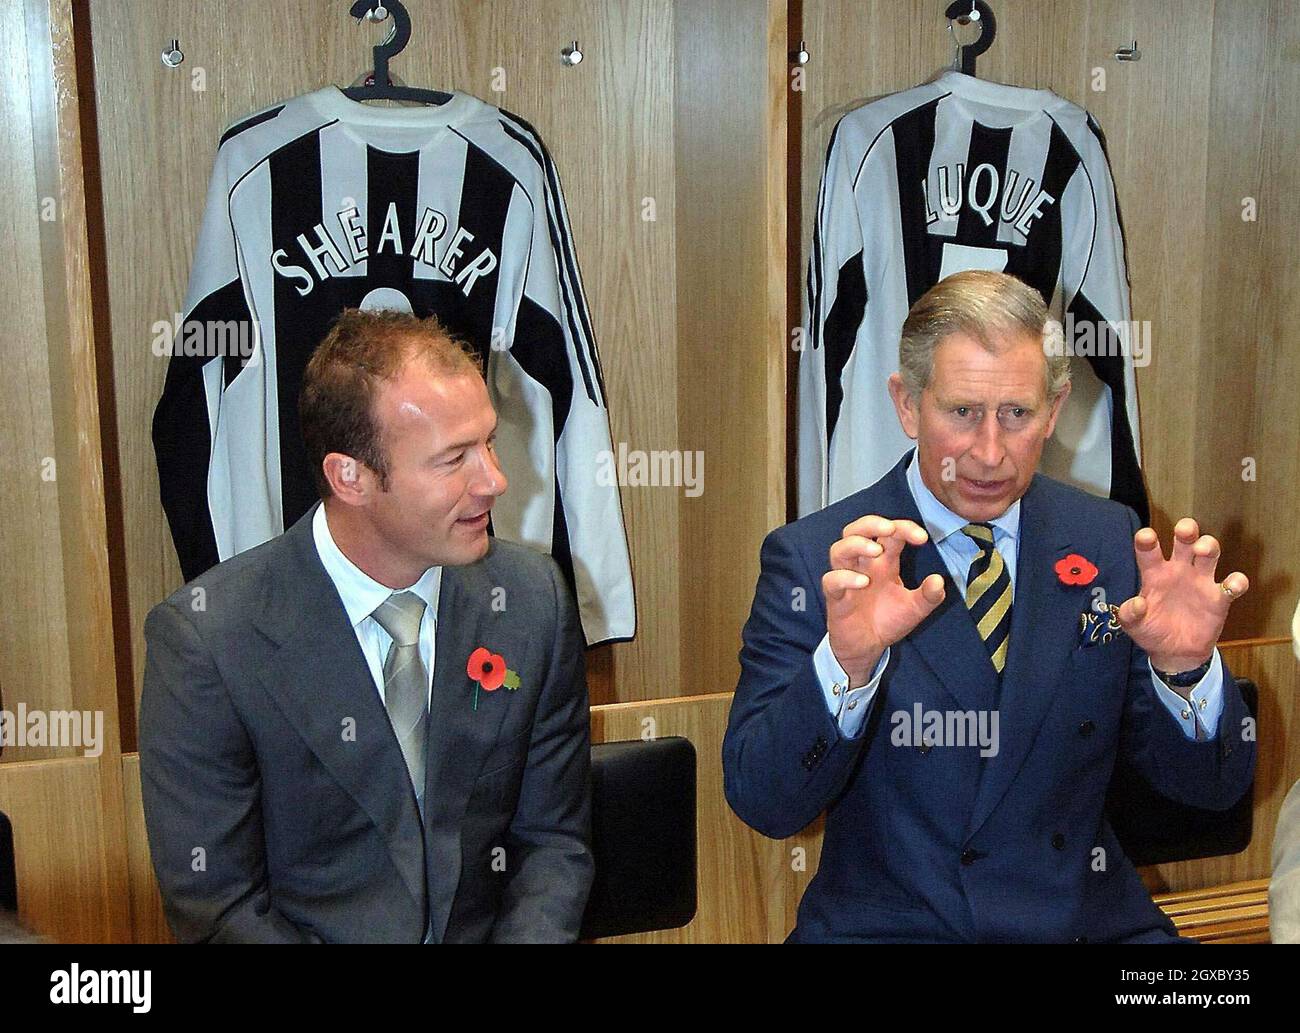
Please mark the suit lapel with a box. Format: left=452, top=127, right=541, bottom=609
left=966, top=475, right=1090, bottom=838
left=884, top=455, right=1001, bottom=715
left=251, top=508, right=427, bottom=913
left=421, top=549, right=527, bottom=943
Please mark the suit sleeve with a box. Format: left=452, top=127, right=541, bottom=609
left=152, top=140, right=255, bottom=582
left=489, top=560, right=594, bottom=942
left=723, top=527, right=873, bottom=839
left=798, top=118, right=867, bottom=517
left=139, top=599, right=321, bottom=944
left=1115, top=507, right=1255, bottom=811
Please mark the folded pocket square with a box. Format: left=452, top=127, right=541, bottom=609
left=1078, top=605, right=1124, bottom=647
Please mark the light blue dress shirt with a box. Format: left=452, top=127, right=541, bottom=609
left=814, top=450, right=1223, bottom=740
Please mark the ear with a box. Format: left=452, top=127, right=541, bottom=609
left=888, top=373, right=920, bottom=440
left=1042, top=379, right=1072, bottom=439
left=321, top=452, right=374, bottom=507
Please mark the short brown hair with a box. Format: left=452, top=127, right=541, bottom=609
left=898, top=270, right=1070, bottom=400
left=300, top=309, right=482, bottom=498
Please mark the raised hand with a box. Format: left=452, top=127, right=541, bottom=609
left=1116, top=517, right=1249, bottom=673
left=822, top=516, right=946, bottom=687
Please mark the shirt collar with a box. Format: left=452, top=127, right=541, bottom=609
left=904, top=448, right=1021, bottom=547
left=312, top=504, right=442, bottom=630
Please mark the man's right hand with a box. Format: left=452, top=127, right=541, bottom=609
left=822, top=516, right=946, bottom=688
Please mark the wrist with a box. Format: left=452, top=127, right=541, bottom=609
left=835, top=648, right=883, bottom=689
left=1150, top=652, right=1213, bottom=676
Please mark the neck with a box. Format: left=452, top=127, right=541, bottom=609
left=322, top=502, right=424, bottom=589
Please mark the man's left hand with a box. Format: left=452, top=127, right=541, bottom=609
left=1116, top=517, right=1249, bottom=673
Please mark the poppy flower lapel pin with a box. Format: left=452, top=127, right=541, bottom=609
left=1054, top=553, right=1098, bottom=587
left=467, top=646, right=521, bottom=711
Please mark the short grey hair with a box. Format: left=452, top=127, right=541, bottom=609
left=898, top=270, right=1070, bottom=399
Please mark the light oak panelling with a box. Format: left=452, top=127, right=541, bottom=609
left=88, top=0, right=688, bottom=712
left=0, top=757, right=117, bottom=942
left=799, top=0, right=1300, bottom=642
left=675, top=0, right=789, bottom=718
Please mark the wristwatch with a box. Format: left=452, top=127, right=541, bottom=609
left=1152, top=656, right=1213, bottom=688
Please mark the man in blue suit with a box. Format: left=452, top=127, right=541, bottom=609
left=724, top=270, right=1255, bottom=943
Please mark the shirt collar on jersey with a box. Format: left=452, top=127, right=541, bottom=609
left=311, top=503, right=442, bottom=630
left=904, top=448, right=1021, bottom=549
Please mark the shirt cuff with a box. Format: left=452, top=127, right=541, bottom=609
left=814, top=635, right=889, bottom=739
left=1149, top=649, right=1225, bottom=741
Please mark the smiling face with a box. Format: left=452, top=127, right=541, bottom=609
left=365, top=359, right=507, bottom=571
left=888, top=328, right=1070, bottom=523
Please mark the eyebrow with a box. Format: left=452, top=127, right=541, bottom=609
left=436, top=415, right=499, bottom=456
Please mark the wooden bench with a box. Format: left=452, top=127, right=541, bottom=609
left=1153, top=879, right=1270, bottom=943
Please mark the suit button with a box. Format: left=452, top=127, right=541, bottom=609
left=1078, top=720, right=1095, bottom=736
left=1052, top=833, right=1066, bottom=850
left=1074, top=935, right=1089, bottom=944
left=961, top=848, right=979, bottom=866
left=919, top=743, right=932, bottom=755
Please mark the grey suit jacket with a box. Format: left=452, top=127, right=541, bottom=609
left=139, top=505, right=593, bottom=943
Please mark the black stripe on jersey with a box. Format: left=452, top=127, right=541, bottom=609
left=823, top=256, right=867, bottom=454
left=1066, top=290, right=1150, bottom=526
left=366, top=148, right=420, bottom=284
left=153, top=280, right=251, bottom=580
left=512, top=294, right=578, bottom=593
left=218, top=104, right=285, bottom=148
left=807, top=120, right=842, bottom=353
left=890, top=97, right=943, bottom=307
left=1086, top=112, right=1133, bottom=290
left=495, top=114, right=602, bottom=406
left=1004, top=120, right=1076, bottom=303
left=270, top=130, right=327, bottom=529
left=453, top=139, right=513, bottom=361
left=955, top=123, right=1012, bottom=246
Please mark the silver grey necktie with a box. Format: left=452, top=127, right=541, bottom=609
left=371, top=591, right=429, bottom=815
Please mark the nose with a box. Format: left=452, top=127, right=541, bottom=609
left=969, top=411, right=1006, bottom=471
left=473, top=445, right=507, bottom=498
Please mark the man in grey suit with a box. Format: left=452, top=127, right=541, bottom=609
left=140, top=309, right=593, bottom=943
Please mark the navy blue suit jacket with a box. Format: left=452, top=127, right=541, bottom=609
left=723, top=453, right=1255, bottom=943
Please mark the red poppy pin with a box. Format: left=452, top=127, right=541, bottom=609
left=1055, top=553, right=1098, bottom=586
left=467, top=646, right=521, bottom=710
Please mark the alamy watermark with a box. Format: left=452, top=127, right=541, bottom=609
left=1043, top=313, right=1151, bottom=367
left=891, top=703, right=1000, bottom=758
left=0, top=705, right=104, bottom=758
left=596, top=442, right=704, bottom=497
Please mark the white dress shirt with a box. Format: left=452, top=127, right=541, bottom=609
left=815, top=450, right=1223, bottom=740
left=312, top=504, right=442, bottom=707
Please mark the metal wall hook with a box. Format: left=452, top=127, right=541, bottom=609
left=1114, top=40, right=1142, bottom=61
left=561, top=40, right=583, bottom=66
left=161, top=38, right=183, bottom=68
left=791, top=40, right=810, bottom=66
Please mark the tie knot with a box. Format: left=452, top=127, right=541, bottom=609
left=961, top=522, right=996, bottom=551
left=372, top=591, right=427, bottom=646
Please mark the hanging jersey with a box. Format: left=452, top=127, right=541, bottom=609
left=154, top=86, right=635, bottom=645
left=799, top=70, right=1148, bottom=524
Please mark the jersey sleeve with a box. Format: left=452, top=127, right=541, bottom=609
left=1060, top=113, right=1148, bottom=525
left=153, top=141, right=255, bottom=582
left=798, top=118, right=867, bottom=517
left=495, top=133, right=635, bottom=645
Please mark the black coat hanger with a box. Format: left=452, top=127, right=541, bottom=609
left=342, top=0, right=453, bottom=106
left=945, top=1, right=997, bottom=77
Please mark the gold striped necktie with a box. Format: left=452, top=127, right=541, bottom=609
left=961, top=522, right=1012, bottom=675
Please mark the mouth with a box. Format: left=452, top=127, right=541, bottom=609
left=961, top=476, right=1010, bottom=497
left=456, top=511, right=490, bottom=530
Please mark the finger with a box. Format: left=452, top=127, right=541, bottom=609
left=829, top=535, right=883, bottom=571
left=1219, top=571, right=1249, bottom=601
left=1191, top=534, right=1221, bottom=579
left=1115, top=594, right=1147, bottom=627
left=822, top=569, right=869, bottom=602
left=912, top=572, right=946, bottom=611
left=889, top=518, right=930, bottom=546
left=842, top=515, right=896, bottom=541
left=1132, top=527, right=1164, bottom=576
left=1171, top=517, right=1201, bottom=565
